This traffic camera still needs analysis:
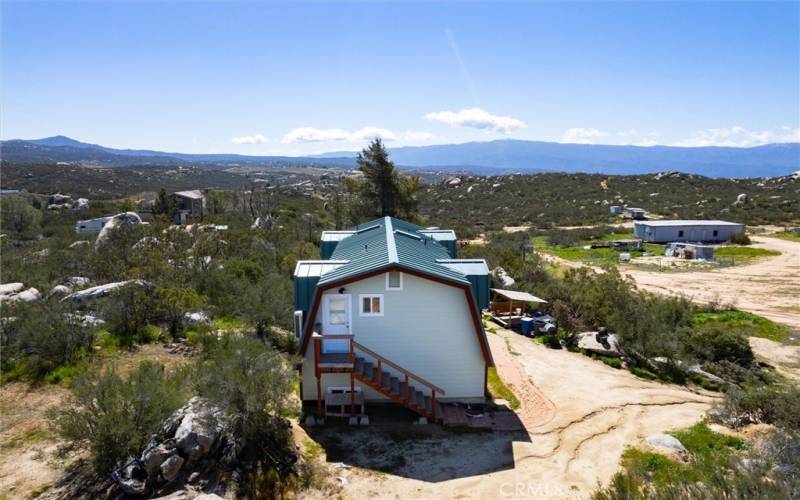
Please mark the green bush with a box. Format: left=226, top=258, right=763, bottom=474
left=630, top=367, right=658, bottom=380
left=712, top=385, right=800, bottom=431
left=50, top=361, right=191, bottom=473
left=727, top=232, right=752, bottom=245
left=102, top=283, right=156, bottom=350
left=681, top=325, right=754, bottom=367
left=594, top=425, right=797, bottom=500
left=1, top=301, right=95, bottom=380
left=1, top=195, right=42, bottom=239
left=701, top=360, right=773, bottom=386
left=542, top=334, right=561, bottom=349
left=598, top=356, right=622, bottom=369
left=194, top=334, right=298, bottom=442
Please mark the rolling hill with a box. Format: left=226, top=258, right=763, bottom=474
left=2, top=135, right=798, bottom=178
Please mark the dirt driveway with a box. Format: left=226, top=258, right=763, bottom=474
left=623, top=236, right=800, bottom=330
left=310, top=328, right=716, bottom=499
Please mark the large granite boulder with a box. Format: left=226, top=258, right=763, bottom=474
left=576, top=331, right=622, bottom=357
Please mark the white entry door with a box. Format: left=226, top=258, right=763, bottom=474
left=322, top=294, right=351, bottom=353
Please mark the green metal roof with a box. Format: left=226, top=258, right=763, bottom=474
left=317, top=217, right=469, bottom=287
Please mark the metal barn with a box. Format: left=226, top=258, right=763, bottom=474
left=634, top=220, right=744, bottom=243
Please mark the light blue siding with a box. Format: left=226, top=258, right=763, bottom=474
left=302, top=272, right=486, bottom=402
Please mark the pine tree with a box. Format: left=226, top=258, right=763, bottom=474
left=351, top=138, right=420, bottom=220
left=153, top=188, right=176, bottom=218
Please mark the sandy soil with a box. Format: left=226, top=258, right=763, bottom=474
left=0, top=382, right=70, bottom=499
left=0, top=344, right=187, bottom=499
left=305, top=327, right=716, bottom=499
left=623, top=236, right=800, bottom=330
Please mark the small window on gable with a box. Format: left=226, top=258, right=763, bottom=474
left=359, top=294, right=383, bottom=317
left=678, top=230, right=684, bottom=238
left=386, top=271, right=403, bottom=290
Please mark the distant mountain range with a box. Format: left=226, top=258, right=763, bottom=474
left=2, top=135, right=799, bottom=178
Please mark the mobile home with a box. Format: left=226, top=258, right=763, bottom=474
left=634, top=220, right=744, bottom=243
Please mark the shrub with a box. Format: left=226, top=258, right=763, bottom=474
left=1, top=301, right=95, bottom=380
left=1, top=196, right=41, bottom=239
left=103, top=283, right=156, bottom=350
left=728, top=232, right=751, bottom=245
left=702, top=360, right=773, bottom=386
left=630, top=367, right=658, bottom=380
left=194, top=334, right=298, bottom=442
left=155, top=286, right=206, bottom=338
left=711, top=385, right=800, bottom=431
left=50, top=361, right=191, bottom=473
left=681, top=325, right=754, bottom=366
left=542, top=334, right=562, bottom=349
left=594, top=426, right=798, bottom=499
left=599, top=356, right=622, bottom=369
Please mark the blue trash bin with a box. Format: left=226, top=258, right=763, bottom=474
left=520, top=317, right=535, bottom=336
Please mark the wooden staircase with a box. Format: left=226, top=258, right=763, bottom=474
left=313, top=334, right=445, bottom=422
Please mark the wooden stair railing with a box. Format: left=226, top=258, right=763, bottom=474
left=352, top=340, right=445, bottom=422
left=313, top=334, right=446, bottom=422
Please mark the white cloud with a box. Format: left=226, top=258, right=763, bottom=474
left=560, top=128, right=609, bottom=144
left=673, top=126, right=800, bottom=147
left=231, top=133, right=269, bottom=144
left=350, top=126, right=398, bottom=141
left=281, top=127, right=351, bottom=143
left=424, top=107, right=527, bottom=133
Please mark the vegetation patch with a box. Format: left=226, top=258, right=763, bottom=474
left=693, top=310, right=792, bottom=343
left=486, top=367, right=520, bottom=410
left=766, top=230, right=800, bottom=241
left=714, top=246, right=780, bottom=261
left=593, top=423, right=784, bottom=500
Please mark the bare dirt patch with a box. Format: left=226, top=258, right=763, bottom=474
left=0, top=383, right=69, bottom=499
left=0, top=343, right=187, bottom=499
left=301, top=328, right=716, bottom=499
left=623, top=236, right=800, bottom=330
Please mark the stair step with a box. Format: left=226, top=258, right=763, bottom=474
left=415, top=391, right=425, bottom=408
left=363, top=363, right=374, bottom=380
left=390, top=377, right=399, bottom=394
left=381, top=372, right=391, bottom=389
left=424, top=395, right=432, bottom=412
left=354, top=357, right=364, bottom=372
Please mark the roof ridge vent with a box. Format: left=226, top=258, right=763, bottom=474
left=356, top=223, right=382, bottom=234
left=393, top=229, right=422, bottom=241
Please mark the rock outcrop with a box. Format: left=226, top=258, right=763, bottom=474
left=62, top=279, right=153, bottom=304
left=95, top=212, right=144, bottom=249
left=576, top=331, right=623, bottom=357
left=114, top=398, right=231, bottom=496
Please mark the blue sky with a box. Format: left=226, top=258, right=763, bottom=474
left=2, top=1, right=798, bottom=155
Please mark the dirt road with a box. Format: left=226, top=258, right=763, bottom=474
left=623, top=236, right=800, bottom=330
left=319, top=328, right=716, bottom=499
